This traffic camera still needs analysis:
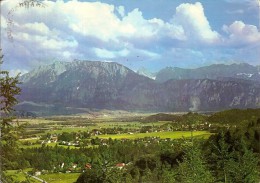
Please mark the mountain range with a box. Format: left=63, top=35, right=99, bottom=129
left=155, top=63, right=260, bottom=82
left=16, top=61, right=260, bottom=116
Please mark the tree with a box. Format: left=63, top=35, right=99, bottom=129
left=76, top=146, right=123, bottom=183
left=210, top=131, right=233, bottom=183
left=1, top=1, right=45, bottom=181
left=228, top=146, right=259, bottom=183
left=161, top=169, right=176, bottom=183
left=177, top=141, right=214, bottom=183
left=208, top=131, right=260, bottom=183
left=76, top=169, right=103, bottom=183
left=59, top=132, right=74, bottom=142
left=184, top=112, right=205, bottom=141
left=0, top=53, right=21, bottom=114
left=0, top=50, right=22, bottom=182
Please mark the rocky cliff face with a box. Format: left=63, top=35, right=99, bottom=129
left=160, top=79, right=260, bottom=111
left=18, top=61, right=260, bottom=114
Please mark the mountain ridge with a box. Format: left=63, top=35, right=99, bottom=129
left=155, top=63, right=260, bottom=82
left=18, top=61, right=260, bottom=115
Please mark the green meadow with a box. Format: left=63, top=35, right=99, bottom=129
left=39, top=173, right=81, bottom=183
left=5, top=170, right=80, bottom=183
left=97, top=130, right=211, bottom=139
left=5, top=170, right=40, bottom=183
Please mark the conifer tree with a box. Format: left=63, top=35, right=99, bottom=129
left=177, top=141, right=214, bottom=183
left=0, top=50, right=21, bottom=182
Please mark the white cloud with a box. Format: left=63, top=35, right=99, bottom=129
left=122, top=8, right=155, bottom=37
left=93, top=48, right=130, bottom=59
left=22, top=22, right=50, bottom=36
left=1, top=15, right=8, bottom=29
left=64, top=1, right=121, bottom=42
left=137, top=49, right=161, bottom=59
left=1, top=0, right=259, bottom=71
left=164, top=23, right=186, bottom=40
left=1, top=0, right=184, bottom=66
left=172, top=2, right=220, bottom=44
left=12, top=31, right=78, bottom=50
left=93, top=48, right=116, bottom=59
left=64, top=4, right=182, bottom=42
left=222, top=21, right=260, bottom=46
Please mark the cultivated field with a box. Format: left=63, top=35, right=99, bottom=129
left=97, top=131, right=211, bottom=139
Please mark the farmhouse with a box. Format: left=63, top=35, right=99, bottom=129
left=115, top=163, right=125, bottom=170
left=85, top=163, right=92, bottom=169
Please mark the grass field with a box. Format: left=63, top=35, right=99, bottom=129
left=39, top=173, right=81, bottom=183
left=5, top=170, right=40, bottom=183
left=5, top=170, right=80, bottom=183
left=97, top=131, right=212, bottom=139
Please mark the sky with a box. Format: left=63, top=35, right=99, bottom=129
left=1, top=0, right=260, bottom=75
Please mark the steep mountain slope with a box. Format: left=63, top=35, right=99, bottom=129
left=157, top=79, right=260, bottom=111
left=18, top=61, right=260, bottom=115
left=19, top=60, right=154, bottom=110
left=156, top=63, right=260, bottom=82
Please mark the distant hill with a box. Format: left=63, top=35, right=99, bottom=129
left=17, top=61, right=260, bottom=115
left=142, top=113, right=183, bottom=122
left=156, top=63, right=260, bottom=83
left=142, top=108, right=260, bottom=126
left=207, top=108, right=260, bottom=125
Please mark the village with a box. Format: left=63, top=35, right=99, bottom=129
left=18, top=119, right=215, bottom=178
left=21, top=119, right=214, bottom=149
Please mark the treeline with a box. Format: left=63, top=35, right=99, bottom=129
left=208, top=108, right=260, bottom=125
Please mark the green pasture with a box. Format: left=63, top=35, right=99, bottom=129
left=5, top=170, right=80, bottom=183
left=97, top=131, right=212, bottom=139
left=20, top=138, right=39, bottom=143
left=39, top=173, right=81, bottom=183
left=5, top=170, right=40, bottom=183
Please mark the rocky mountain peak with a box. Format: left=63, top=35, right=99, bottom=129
left=20, top=60, right=133, bottom=85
